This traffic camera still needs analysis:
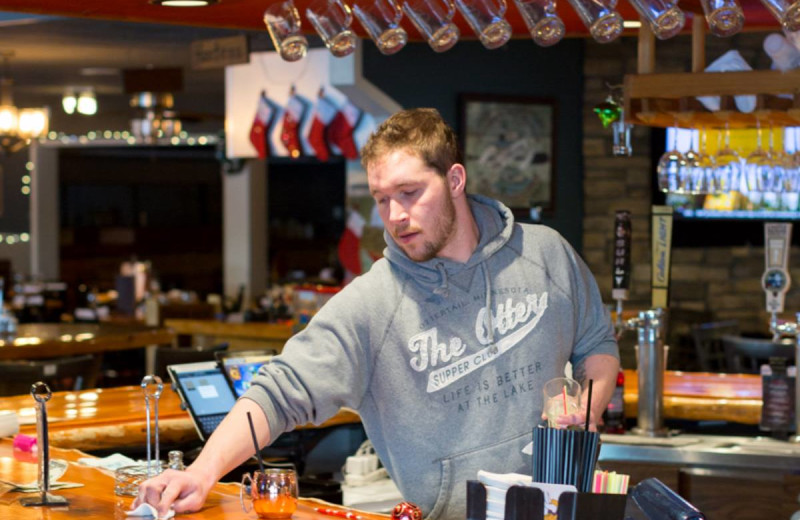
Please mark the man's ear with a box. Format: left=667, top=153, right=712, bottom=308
left=447, top=164, right=467, bottom=196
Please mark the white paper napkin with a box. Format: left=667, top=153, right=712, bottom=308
left=126, top=503, right=176, bottom=519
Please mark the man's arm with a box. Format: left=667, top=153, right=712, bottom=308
left=573, top=353, right=621, bottom=426
left=134, top=398, right=272, bottom=516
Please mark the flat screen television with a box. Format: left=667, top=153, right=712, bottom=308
left=651, top=127, right=800, bottom=247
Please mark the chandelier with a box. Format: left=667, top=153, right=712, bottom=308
left=0, top=51, right=48, bottom=155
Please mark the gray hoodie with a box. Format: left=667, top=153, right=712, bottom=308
left=244, top=194, right=618, bottom=520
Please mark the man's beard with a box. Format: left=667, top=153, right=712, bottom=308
left=396, top=192, right=456, bottom=262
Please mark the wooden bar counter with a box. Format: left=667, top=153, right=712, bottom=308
left=623, top=369, right=762, bottom=425
left=0, top=438, right=387, bottom=520
left=0, top=323, right=175, bottom=361
left=0, top=385, right=361, bottom=452
left=164, top=319, right=295, bottom=353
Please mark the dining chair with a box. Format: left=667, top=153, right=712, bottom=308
left=690, top=320, right=741, bottom=372
left=720, top=334, right=795, bottom=374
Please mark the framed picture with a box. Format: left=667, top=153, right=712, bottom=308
left=459, top=94, right=557, bottom=218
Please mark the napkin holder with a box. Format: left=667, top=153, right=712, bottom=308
left=466, top=481, right=626, bottom=520
left=630, top=478, right=706, bottom=520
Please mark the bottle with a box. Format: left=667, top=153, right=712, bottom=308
left=602, top=369, right=625, bottom=434
left=168, top=450, right=185, bottom=471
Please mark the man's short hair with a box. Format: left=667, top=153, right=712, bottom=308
left=361, top=108, right=460, bottom=177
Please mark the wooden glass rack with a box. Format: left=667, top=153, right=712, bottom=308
left=623, top=69, right=800, bottom=129
left=622, top=23, right=800, bottom=129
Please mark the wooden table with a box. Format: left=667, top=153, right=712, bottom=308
left=0, top=384, right=361, bottom=452
left=0, top=438, right=388, bottom=520
left=0, top=323, right=175, bottom=361
left=165, top=319, right=295, bottom=353
left=623, top=369, right=763, bottom=425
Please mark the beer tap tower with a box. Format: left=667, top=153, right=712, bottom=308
left=613, top=206, right=673, bottom=437
left=761, top=222, right=800, bottom=442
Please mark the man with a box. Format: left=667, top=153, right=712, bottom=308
left=136, top=108, right=619, bottom=520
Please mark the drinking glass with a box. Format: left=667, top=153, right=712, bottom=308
left=403, top=0, right=460, bottom=52
left=787, top=127, right=800, bottom=192
left=627, top=0, right=685, bottom=40
left=688, top=129, right=716, bottom=194
left=566, top=0, right=623, bottom=42
left=263, top=0, right=309, bottom=62
left=353, top=0, right=408, bottom=55
left=542, top=377, right=581, bottom=428
left=455, top=0, right=512, bottom=49
left=657, top=126, right=687, bottom=193
left=513, top=0, right=565, bottom=46
left=699, top=0, right=744, bottom=37
left=767, top=125, right=788, bottom=193
left=760, top=0, right=800, bottom=31
left=241, top=468, right=299, bottom=519
left=744, top=121, right=772, bottom=194
left=306, top=0, right=359, bottom=57
left=714, top=122, right=742, bottom=193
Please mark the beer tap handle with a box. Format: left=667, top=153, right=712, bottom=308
left=612, top=210, right=632, bottom=332
left=650, top=206, right=673, bottom=310
left=763, top=223, right=792, bottom=322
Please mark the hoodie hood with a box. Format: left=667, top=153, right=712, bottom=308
left=382, top=194, right=515, bottom=294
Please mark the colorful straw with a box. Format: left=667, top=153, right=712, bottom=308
left=246, top=411, right=266, bottom=474
left=584, top=379, right=594, bottom=431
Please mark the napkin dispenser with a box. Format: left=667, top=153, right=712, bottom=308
left=630, top=478, right=705, bottom=520
left=466, top=481, right=627, bottom=520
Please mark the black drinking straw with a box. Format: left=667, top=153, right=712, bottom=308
left=247, top=411, right=266, bottom=474
left=584, top=379, right=594, bottom=431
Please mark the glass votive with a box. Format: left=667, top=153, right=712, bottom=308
left=114, top=462, right=167, bottom=497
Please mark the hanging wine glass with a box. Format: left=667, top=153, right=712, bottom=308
left=657, top=124, right=687, bottom=193
left=714, top=122, right=742, bottom=194
left=767, top=124, right=788, bottom=193
left=744, top=119, right=770, bottom=198
left=694, top=127, right=716, bottom=194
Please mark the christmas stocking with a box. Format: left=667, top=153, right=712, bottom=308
left=280, top=95, right=306, bottom=158
left=327, top=100, right=363, bottom=160
left=307, top=95, right=338, bottom=162
left=338, top=208, right=366, bottom=277
left=249, top=91, right=275, bottom=159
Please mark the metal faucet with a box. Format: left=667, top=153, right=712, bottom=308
left=619, top=308, right=669, bottom=438
left=768, top=311, right=800, bottom=443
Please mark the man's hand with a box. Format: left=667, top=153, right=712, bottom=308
left=134, top=466, right=214, bottom=517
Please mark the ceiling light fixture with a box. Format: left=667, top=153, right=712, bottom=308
left=0, top=51, right=48, bottom=155
left=149, top=0, right=219, bottom=6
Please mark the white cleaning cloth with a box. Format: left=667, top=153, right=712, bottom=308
left=126, top=503, right=176, bottom=519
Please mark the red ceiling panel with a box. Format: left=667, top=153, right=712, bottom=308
left=0, top=0, right=783, bottom=41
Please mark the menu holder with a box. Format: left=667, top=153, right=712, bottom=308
left=759, top=359, right=796, bottom=437
left=466, top=481, right=626, bottom=520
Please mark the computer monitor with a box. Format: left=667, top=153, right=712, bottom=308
left=216, top=349, right=276, bottom=398
left=167, top=361, right=237, bottom=442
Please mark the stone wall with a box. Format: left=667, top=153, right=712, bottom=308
left=581, top=29, right=800, bottom=346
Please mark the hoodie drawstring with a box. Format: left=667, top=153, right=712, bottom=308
left=433, top=263, right=450, bottom=297
left=480, top=261, right=495, bottom=348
